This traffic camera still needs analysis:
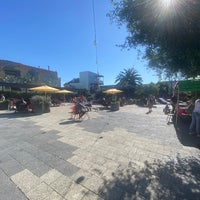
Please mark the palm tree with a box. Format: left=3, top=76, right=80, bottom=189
left=115, top=67, right=143, bottom=97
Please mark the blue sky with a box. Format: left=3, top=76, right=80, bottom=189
left=0, top=0, right=159, bottom=86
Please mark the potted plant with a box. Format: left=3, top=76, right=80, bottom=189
left=31, top=95, right=50, bottom=113
left=110, top=98, right=120, bottom=111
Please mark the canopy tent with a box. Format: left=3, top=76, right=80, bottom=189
left=174, top=79, right=200, bottom=124
left=178, top=79, right=200, bottom=92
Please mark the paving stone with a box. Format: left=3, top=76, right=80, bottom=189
left=23, top=159, right=52, bottom=177
left=54, top=160, right=80, bottom=177
left=81, top=191, right=103, bottom=200
left=26, top=182, right=55, bottom=200
left=11, top=169, right=42, bottom=193
left=0, top=169, right=28, bottom=200
left=9, top=149, right=38, bottom=165
left=64, top=182, right=88, bottom=200
left=0, top=154, right=24, bottom=176
left=1, top=104, right=200, bottom=199
left=50, top=175, right=73, bottom=196
left=40, top=169, right=63, bottom=184
left=43, top=191, right=66, bottom=200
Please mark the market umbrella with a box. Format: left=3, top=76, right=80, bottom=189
left=56, top=89, right=74, bottom=94
left=103, top=88, right=123, bottom=102
left=56, top=89, right=74, bottom=102
left=29, top=85, right=59, bottom=98
left=103, top=88, right=123, bottom=94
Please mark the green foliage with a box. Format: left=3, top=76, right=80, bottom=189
left=31, top=95, right=45, bottom=105
left=76, top=89, right=89, bottom=97
left=0, top=91, right=32, bottom=100
left=110, top=0, right=200, bottom=78
left=31, top=95, right=51, bottom=113
left=115, top=67, right=143, bottom=97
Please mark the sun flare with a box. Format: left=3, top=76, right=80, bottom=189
left=162, top=0, right=173, bottom=7
left=158, top=0, right=178, bottom=13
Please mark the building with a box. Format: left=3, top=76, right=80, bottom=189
left=68, top=71, right=104, bottom=91
left=0, top=60, right=61, bottom=91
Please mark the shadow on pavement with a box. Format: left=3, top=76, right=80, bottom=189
left=59, top=120, right=82, bottom=125
left=97, top=157, right=200, bottom=200
left=173, top=117, right=200, bottom=149
left=0, top=111, right=38, bottom=118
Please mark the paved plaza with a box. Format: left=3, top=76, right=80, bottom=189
left=0, top=103, right=200, bottom=200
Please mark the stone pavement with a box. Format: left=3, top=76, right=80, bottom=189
left=0, top=103, right=200, bottom=200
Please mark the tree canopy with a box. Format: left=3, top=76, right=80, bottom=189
left=115, top=67, right=142, bottom=97
left=110, top=0, right=200, bottom=78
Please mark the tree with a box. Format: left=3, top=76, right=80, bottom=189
left=115, top=67, right=142, bottom=97
left=109, top=0, right=200, bottom=78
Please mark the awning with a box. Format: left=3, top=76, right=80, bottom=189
left=178, top=80, right=200, bottom=92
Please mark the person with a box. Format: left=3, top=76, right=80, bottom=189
left=75, top=101, right=87, bottom=119
left=163, top=103, right=171, bottom=115
left=15, top=97, right=28, bottom=112
left=70, top=99, right=88, bottom=120
left=102, top=98, right=109, bottom=109
left=189, top=98, right=200, bottom=136
left=170, top=94, right=178, bottom=113
left=0, top=94, right=5, bottom=101
left=147, top=95, right=153, bottom=113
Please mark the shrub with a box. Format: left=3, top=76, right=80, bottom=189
left=31, top=95, right=51, bottom=113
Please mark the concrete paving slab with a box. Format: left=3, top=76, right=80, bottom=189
left=0, top=104, right=200, bottom=199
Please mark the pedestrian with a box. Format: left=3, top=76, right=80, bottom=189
left=170, top=94, right=178, bottom=113
left=147, top=95, right=153, bottom=113
left=189, top=98, right=200, bottom=136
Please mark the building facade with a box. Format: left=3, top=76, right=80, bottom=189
left=68, top=71, right=104, bottom=91
left=0, top=60, right=61, bottom=91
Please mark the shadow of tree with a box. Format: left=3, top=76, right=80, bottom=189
left=174, top=117, right=200, bottom=148
left=0, top=112, right=39, bottom=118
left=98, top=157, right=200, bottom=200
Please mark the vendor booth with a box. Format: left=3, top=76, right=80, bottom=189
left=175, top=79, right=200, bottom=123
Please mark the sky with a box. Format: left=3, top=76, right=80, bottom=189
left=0, top=0, right=159, bottom=86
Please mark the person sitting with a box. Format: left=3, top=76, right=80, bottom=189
left=84, top=99, right=92, bottom=111
left=75, top=101, right=87, bottom=119
left=0, top=94, right=5, bottom=101
left=102, top=98, right=109, bottom=109
left=15, top=98, right=28, bottom=112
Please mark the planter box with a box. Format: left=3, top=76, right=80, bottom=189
left=110, top=102, right=120, bottom=111
left=0, top=101, right=9, bottom=110
left=33, top=104, right=50, bottom=114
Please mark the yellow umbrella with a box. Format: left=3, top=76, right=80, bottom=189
left=103, top=88, right=123, bottom=94
left=56, top=89, right=74, bottom=102
left=29, top=85, right=59, bottom=92
left=56, top=89, right=73, bottom=94
left=29, top=85, right=59, bottom=98
left=103, top=88, right=123, bottom=102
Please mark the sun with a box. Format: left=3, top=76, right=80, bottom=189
left=162, top=0, right=173, bottom=7
left=158, top=0, right=178, bottom=13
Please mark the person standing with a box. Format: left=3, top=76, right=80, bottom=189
left=189, top=98, right=200, bottom=136
left=147, top=95, right=153, bottom=113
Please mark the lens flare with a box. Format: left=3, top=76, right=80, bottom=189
left=162, top=0, right=173, bottom=8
